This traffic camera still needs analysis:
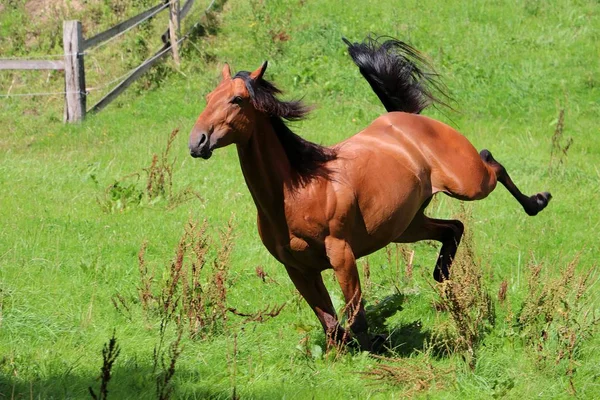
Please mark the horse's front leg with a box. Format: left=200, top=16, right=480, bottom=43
left=283, top=264, right=345, bottom=347
left=324, top=236, right=372, bottom=351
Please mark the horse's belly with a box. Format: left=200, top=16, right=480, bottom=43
left=350, top=206, right=421, bottom=258
left=348, top=160, right=430, bottom=257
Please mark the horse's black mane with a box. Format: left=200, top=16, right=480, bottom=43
left=234, top=71, right=337, bottom=184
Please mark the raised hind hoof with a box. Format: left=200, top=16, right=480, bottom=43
left=525, top=192, right=552, bottom=216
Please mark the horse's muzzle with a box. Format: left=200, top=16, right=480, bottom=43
left=189, top=131, right=212, bottom=159
left=192, top=147, right=213, bottom=159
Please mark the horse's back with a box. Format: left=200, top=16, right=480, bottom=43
left=342, top=112, right=495, bottom=200
left=344, top=112, right=478, bottom=160
left=335, top=112, right=476, bottom=189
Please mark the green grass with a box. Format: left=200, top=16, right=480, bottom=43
left=1, top=0, right=599, bottom=398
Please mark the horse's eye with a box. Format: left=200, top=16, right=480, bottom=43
left=231, top=96, right=243, bottom=105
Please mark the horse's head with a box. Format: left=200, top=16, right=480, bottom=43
left=189, top=62, right=267, bottom=159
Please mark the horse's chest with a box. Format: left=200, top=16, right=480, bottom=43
left=257, top=215, right=329, bottom=270
left=278, top=236, right=329, bottom=270
left=288, top=214, right=327, bottom=240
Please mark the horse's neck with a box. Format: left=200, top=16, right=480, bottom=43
left=236, top=121, right=292, bottom=231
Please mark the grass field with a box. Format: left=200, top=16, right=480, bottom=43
left=1, top=0, right=599, bottom=398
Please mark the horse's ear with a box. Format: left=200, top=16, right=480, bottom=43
left=221, top=63, right=232, bottom=80
left=250, top=61, right=268, bottom=81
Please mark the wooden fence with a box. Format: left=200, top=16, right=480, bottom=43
left=0, top=0, right=202, bottom=123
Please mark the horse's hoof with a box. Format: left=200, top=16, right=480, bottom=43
left=538, top=191, right=552, bottom=207
left=526, top=191, right=552, bottom=216
left=370, top=333, right=389, bottom=354
left=355, top=332, right=373, bottom=352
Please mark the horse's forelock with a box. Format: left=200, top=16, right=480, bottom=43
left=233, top=71, right=308, bottom=121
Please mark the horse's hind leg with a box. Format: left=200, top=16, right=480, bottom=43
left=395, top=213, right=464, bottom=282
left=480, top=149, right=552, bottom=216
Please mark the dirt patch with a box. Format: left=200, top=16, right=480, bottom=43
left=24, top=0, right=84, bottom=24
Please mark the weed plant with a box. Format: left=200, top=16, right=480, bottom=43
left=99, top=128, right=201, bottom=212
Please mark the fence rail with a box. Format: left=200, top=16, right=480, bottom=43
left=0, top=60, right=65, bottom=70
left=90, top=43, right=173, bottom=114
left=0, top=0, right=210, bottom=123
left=83, top=3, right=169, bottom=51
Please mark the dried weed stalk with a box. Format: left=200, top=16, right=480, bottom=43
left=99, top=128, right=202, bottom=213
left=498, top=279, right=508, bottom=304
left=359, top=258, right=373, bottom=295
left=517, top=255, right=599, bottom=393
left=228, top=303, right=286, bottom=324
left=255, top=265, right=278, bottom=284
left=146, top=128, right=203, bottom=208
left=89, top=331, right=121, bottom=400
left=385, top=244, right=403, bottom=288
left=383, top=243, right=415, bottom=289
left=138, top=240, right=154, bottom=313
left=431, top=205, right=494, bottom=369
left=144, top=128, right=175, bottom=201
left=155, top=319, right=184, bottom=400
left=110, top=293, right=132, bottom=322
left=228, top=333, right=240, bottom=400
left=400, top=246, right=414, bottom=281
left=138, top=217, right=234, bottom=338
left=333, top=291, right=365, bottom=355
left=363, top=355, right=453, bottom=396
left=549, top=108, right=573, bottom=173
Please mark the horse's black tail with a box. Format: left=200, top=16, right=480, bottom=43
left=343, top=36, right=449, bottom=114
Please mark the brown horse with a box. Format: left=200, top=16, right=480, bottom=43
left=188, top=36, right=551, bottom=351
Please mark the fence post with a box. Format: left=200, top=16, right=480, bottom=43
left=63, top=20, right=86, bottom=122
left=169, top=0, right=181, bottom=65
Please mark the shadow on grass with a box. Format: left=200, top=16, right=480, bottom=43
left=0, top=364, right=240, bottom=400
left=309, top=318, right=435, bottom=358
left=308, top=292, right=438, bottom=358
left=364, top=292, right=437, bottom=357
left=384, top=320, right=433, bottom=357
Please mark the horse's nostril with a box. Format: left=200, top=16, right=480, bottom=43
left=198, top=134, right=207, bottom=146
